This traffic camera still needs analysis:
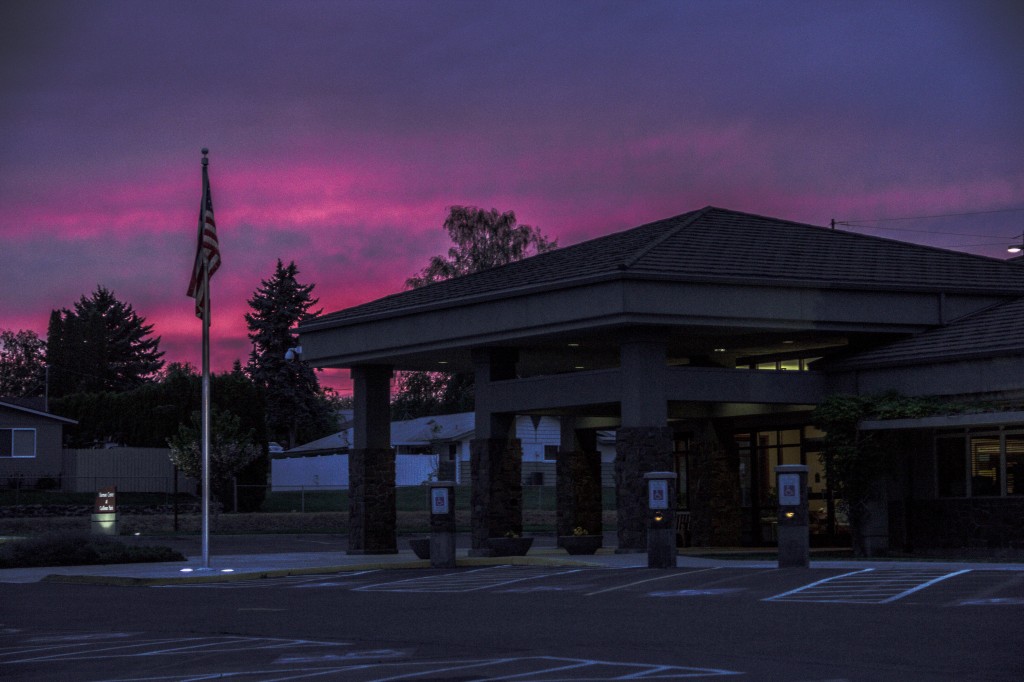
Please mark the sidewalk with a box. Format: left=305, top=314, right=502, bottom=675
left=3, top=533, right=1022, bottom=585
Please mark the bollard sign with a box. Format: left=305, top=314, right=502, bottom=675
left=430, top=487, right=450, bottom=515
left=94, top=486, right=117, bottom=513
left=778, top=474, right=801, bottom=506
left=648, top=478, right=670, bottom=510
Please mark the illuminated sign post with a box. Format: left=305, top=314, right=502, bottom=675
left=429, top=480, right=457, bottom=568
left=775, top=464, right=809, bottom=568
left=91, top=486, right=118, bottom=535
left=644, top=471, right=677, bottom=569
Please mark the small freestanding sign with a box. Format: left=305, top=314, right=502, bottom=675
left=429, top=480, right=457, bottom=568
left=775, top=464, right=809, bottom=568
left=645, top=471, right=677, bottom=568
left=91, top=486, right=119, bottom=535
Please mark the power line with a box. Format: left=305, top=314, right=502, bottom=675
left=836, top=206, right=1024, bottom=226
left=836, top=223, right=1012, bottom=239
left=831, top=207, right=1024, bottom=242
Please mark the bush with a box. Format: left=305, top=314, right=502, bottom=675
left=0, top=533, right=184, bottom=568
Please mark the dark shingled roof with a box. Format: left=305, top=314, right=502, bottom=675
left=829, top=296, right=1024, bottom=369
left=308, top=206, right=1024, bottom=327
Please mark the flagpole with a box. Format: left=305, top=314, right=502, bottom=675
left=200, top=149, right=211, bottom=570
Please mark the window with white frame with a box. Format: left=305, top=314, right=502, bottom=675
left=936, top=430, right=1023, bottom=497
left=0, top=429, right=36, bottom=458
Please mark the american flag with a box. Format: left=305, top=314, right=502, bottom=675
left=186, top=156, right=221, bottom=319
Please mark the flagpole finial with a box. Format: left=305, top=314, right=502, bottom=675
left=201, top=148, right=209, bottom=166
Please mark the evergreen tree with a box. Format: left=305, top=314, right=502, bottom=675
left=396, top=206, right=557, bottom=417
left=0, top=329, right=46, bottom=398
left=245, top=260, right=337, bottom=448
left=45, top=286, right=164, bottom=397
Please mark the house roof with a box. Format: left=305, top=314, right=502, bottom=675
left=829, top=296, right=1024, bottom=370
left=0, top=400, right=78, bottom=425
left=282, top=412, right=476, bottom=457
left=303, top=206, right=1024, bottom=330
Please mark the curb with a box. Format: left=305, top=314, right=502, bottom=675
left=39, top=555, right=603, bottom=587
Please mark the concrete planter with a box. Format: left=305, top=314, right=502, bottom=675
left=559, top=535, right=602, bottom=555
left=485, top=536, right=533, bottom=556
left=408, top=538, right=430, bottom=559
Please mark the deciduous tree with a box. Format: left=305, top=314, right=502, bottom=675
left=396, top=206, right=556, bottom=417
left=405, top=205, right=557, bottom=288
left=167, top=407, right=261, bottom=510
left=0, top=329, right=46, bottom=398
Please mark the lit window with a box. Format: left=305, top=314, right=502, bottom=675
left=1007, top=436, right=1023, bottom=496
left=970, top=437, right=1001, bottom=496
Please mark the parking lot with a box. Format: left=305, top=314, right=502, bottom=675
left=147, top=563, right=1024, bottom=607
left=4, top=563, right=1023, bottom=681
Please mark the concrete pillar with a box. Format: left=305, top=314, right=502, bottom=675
left=556, top=421, right=603, bottom=542
left=348, top=364, right=396, bottom=554
left=620, top=335, right=667, bottom=429
left=614, top=334, right=671, bottom=552
left=470, top=348, right=523, bottom=554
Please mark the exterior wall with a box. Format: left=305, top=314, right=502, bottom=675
left=272, top=453, right=438, bottom=490
left=61, top=447, right=191, bottom=493
left=834, top=356, right=1024, bottom=401
left=0, top=407, right=66, bottom=488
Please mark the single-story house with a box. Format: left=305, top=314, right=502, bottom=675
left=296, top=206, right=1024, bottom=554
left=0, top=398, right=77, bottom=489
left=272, top=412, right=574, bottom=490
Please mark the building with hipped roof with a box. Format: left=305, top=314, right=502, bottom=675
left=298, top=206, right=1024, bottom=555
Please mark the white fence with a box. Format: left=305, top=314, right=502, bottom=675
left=271, top=453, right=439, bottom=491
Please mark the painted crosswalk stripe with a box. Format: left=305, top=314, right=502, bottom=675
left=763, top=568, right=971, bottom=604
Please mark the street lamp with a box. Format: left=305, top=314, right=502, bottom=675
left=1009, top=233, right=1023, bottom=255
left=284, top=345, right=302, bottom=362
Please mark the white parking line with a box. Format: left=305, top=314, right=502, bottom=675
left=585, top=568, right=719, bottom=597
left=355, top=566, right=583, bottom=593
left=763, top=568, right=971, bottom=604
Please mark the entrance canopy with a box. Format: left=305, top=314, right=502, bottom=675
left=300, top=205, right=1024, bottom=417
left=297, top=205, right=1024, bottom=554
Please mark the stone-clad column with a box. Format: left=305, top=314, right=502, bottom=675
left=470, top=348, right=523, bottom=554
left=348, top=364, right=396, bottom=554
left=470, top=428, right=523, bottom=552
left=615, top=333, right=671, bottom=551
left=688, top=420, right=741, bottom=547
left=556, top=422, right=603, bottom=543
left=615, top=427, right=674, bottom=551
